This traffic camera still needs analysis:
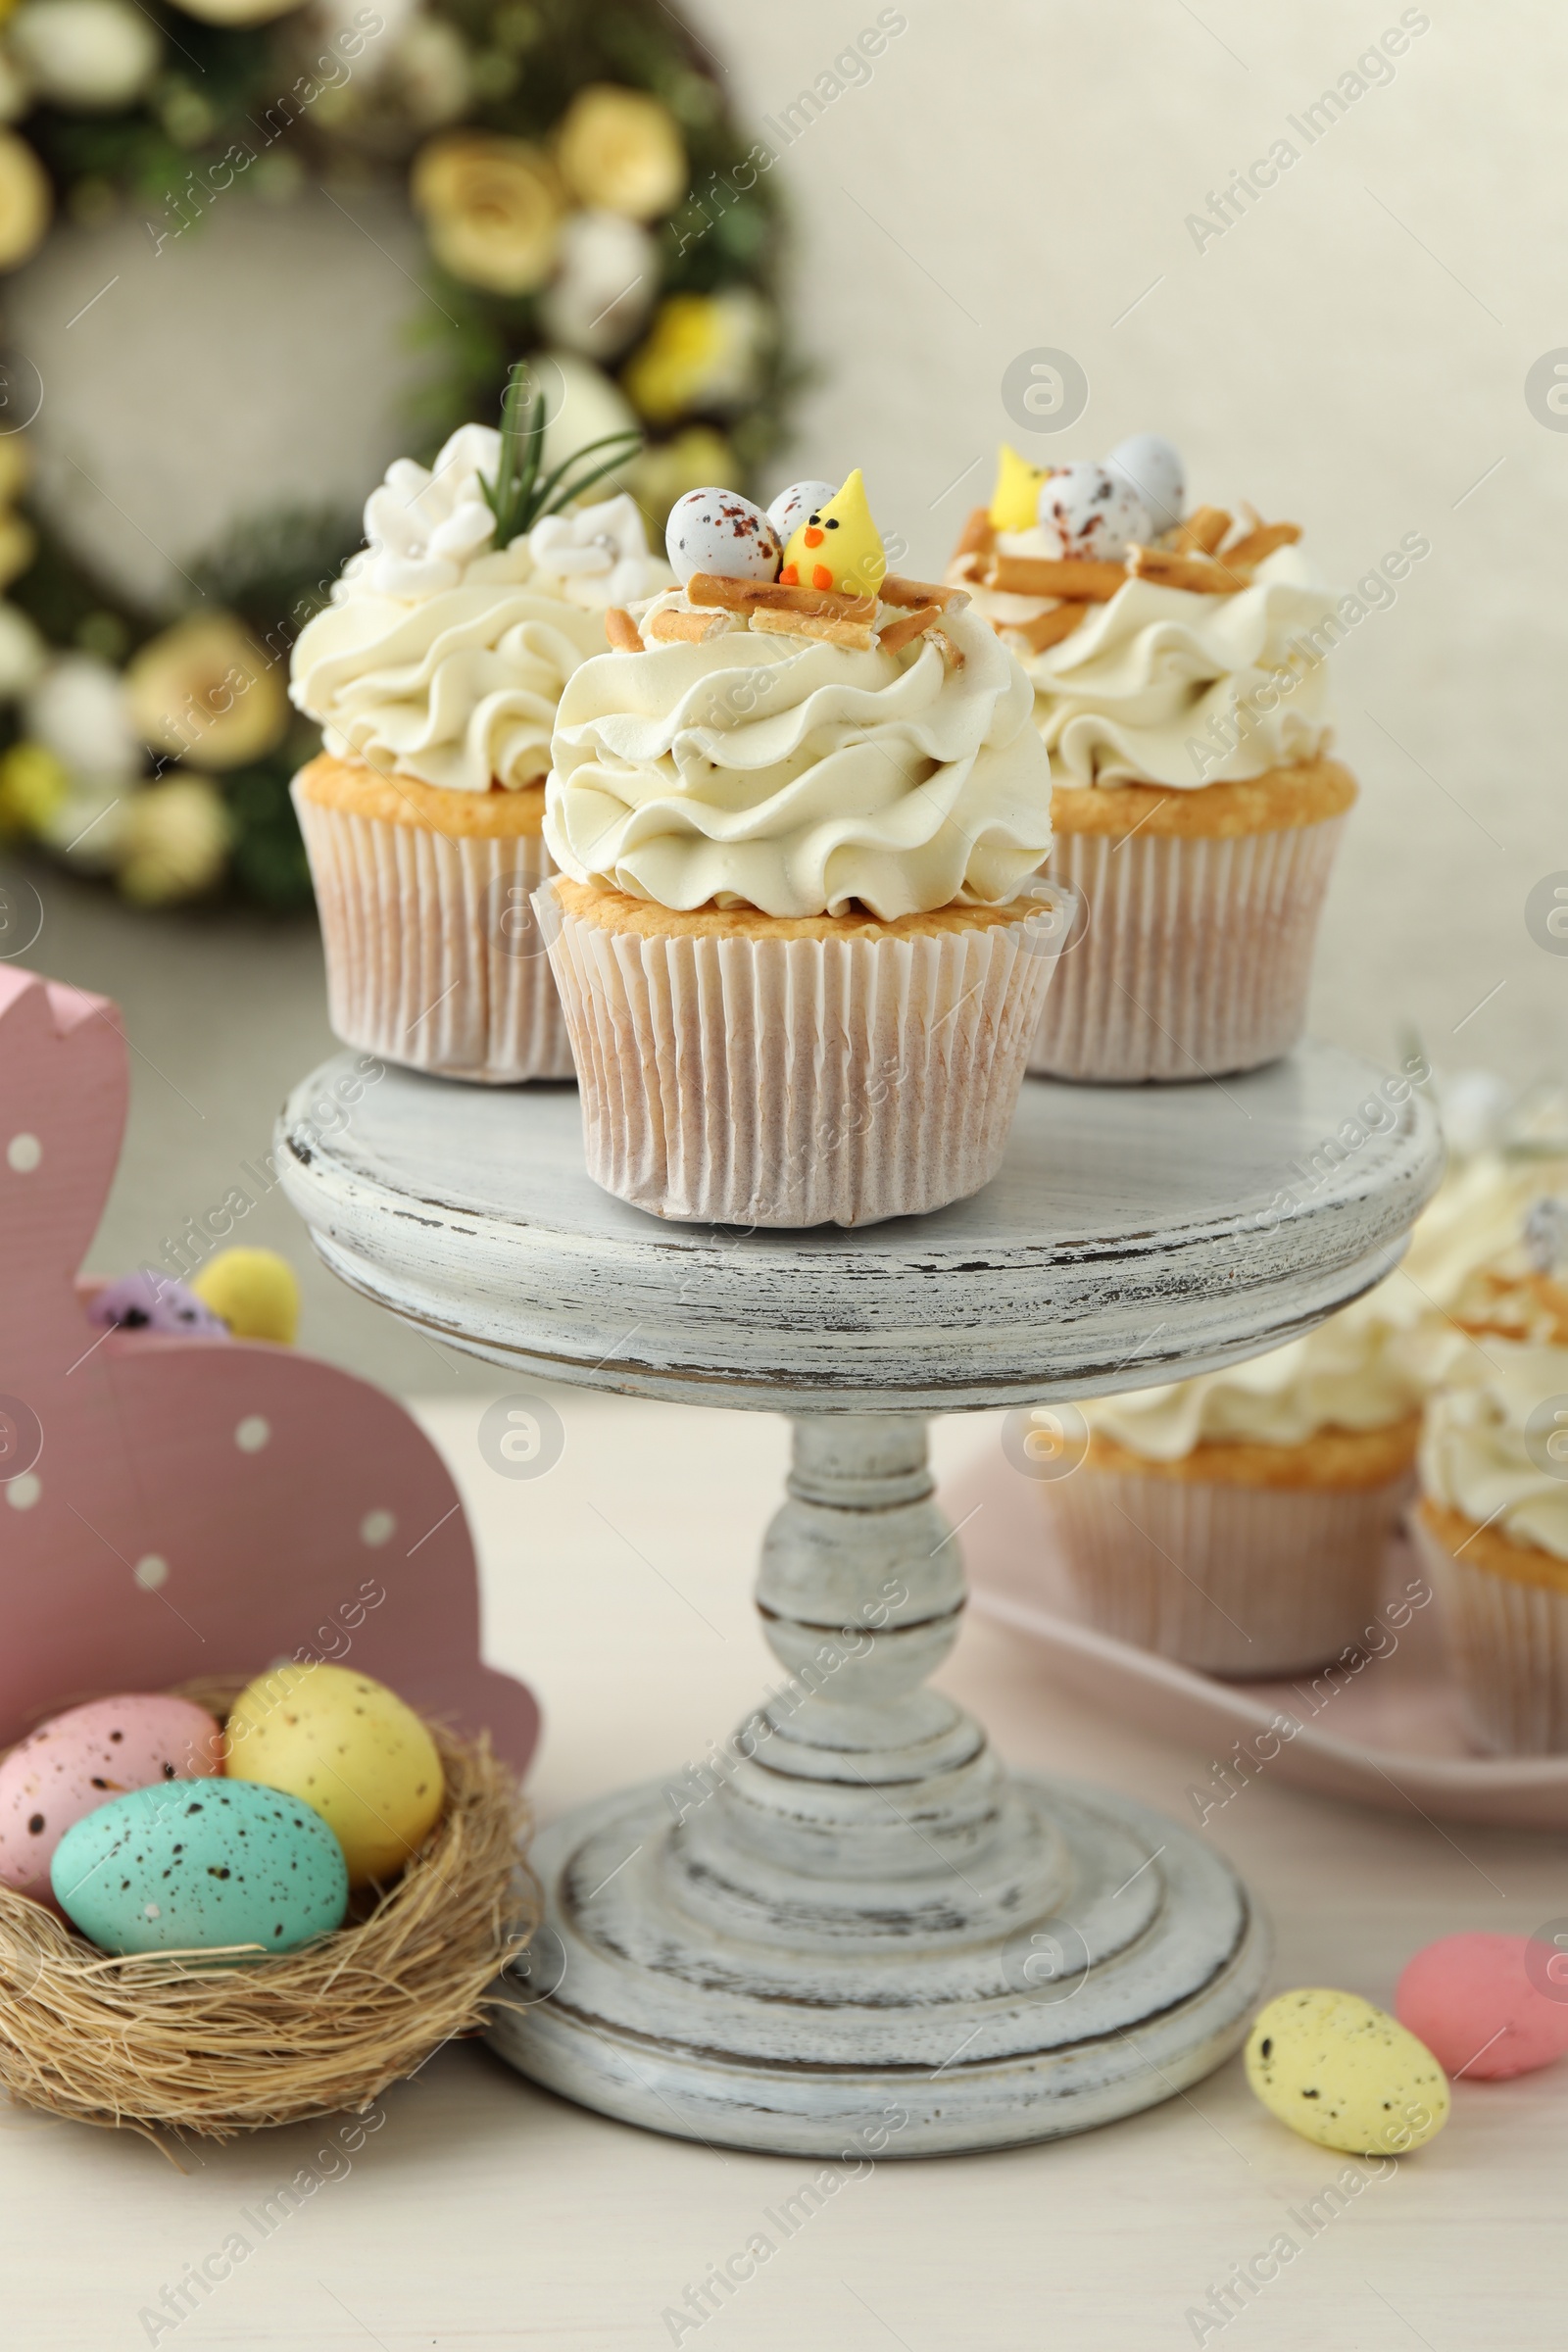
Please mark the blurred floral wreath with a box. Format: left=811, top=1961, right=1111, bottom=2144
left=0, top=0, right=790, bottom=909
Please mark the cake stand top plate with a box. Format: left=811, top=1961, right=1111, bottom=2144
left=278, top=1045, right=1441, bottom=1414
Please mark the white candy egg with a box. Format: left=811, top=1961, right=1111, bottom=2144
left=1107, top=433, right=1185, bottom=534
left=664, top=488, right=782, bottom=586
left=1036, top=461, right=1152, bottom=562
left=766, top=479, right=838, bottom=544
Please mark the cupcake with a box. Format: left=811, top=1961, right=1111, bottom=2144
left=949, top=434, right=1361, bottom=1083
left=1413, top=1207, right=1568, bottom=1752
left=539, top=468, right=1062, bottom=1226
left=289, top=384, right=666, bottom=1082
left=1052, top=1285, right=1427, bottom=1676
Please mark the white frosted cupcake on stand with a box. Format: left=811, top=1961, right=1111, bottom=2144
left=538, top=468, right=1064, bottom=1226
left=289, top=380, right=666, bottom=1082
left=951, top=436, right=1369, bottom=1083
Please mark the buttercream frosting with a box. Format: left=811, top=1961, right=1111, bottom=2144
left=959, top=536, right=1339, bottom=788
left=290, top=425, right=669, bottom=794
left=1091, top=1153, right=1568, bottom=1463
left=1421, top=1345, right=1568, bottom=1560
left=542, top=594, right=1054, bottom=919
left=1084, top=1289, right=1427, bottom=1460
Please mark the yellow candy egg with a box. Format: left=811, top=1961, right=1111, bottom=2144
left=191, top=1247, right=301, bottom=1344
left=223, top=1663, right=445, bottom=1887
left=1246, top=1988, right=1449, bottom=2157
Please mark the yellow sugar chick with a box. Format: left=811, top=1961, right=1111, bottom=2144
left=780, top=468, right=886, bottom=599
left=989, top=444, right=1054, bottom=533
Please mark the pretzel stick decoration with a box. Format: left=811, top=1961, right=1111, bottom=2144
left=605, top=607, right=644, bottom=653
left=1129, top=547, right=1244, bottom=596
left=645, top=606, right=734, bottom=645
left=1009, top=603, right=1090, bottom=652
left=1224, top=520, right=1301, bottom=568
left=1168, top=506, right=1232, bottom=557
left=749, top=607, right=876, bottom=652
left=985, top=554, right=1126, bottom=602
left=877, top=603, right=942, bottom=656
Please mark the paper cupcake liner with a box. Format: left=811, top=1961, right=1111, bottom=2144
left=538, top=885, right=1065, bottom=1227
left=1409, top=1514, right=1568, bottom=1754
left=1049, top=1460, right=1410, bottom=1676
left=294, top=789, right=573, bottom=1084
left=1029, top=813, right=1347, bottom=1083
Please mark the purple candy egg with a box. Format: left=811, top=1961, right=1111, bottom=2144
left=87, top=1272, right=229, bottom=1338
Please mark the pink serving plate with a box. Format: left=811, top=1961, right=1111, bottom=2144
left=953, top=1452, right=1568, bottom=1830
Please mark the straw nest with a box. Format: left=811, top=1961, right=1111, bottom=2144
left=0, top=1680, right=537, bottom=2144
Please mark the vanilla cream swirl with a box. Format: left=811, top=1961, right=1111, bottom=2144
left=1089, top=1154, right=1568, bottom=1463
left=1421, top=1344, right=1568, bottom=1559
left=1085, top=1288, right=1429, bottom=1461
left=964, top=538, right=1339, bottom=787
left=290, top=425, right=668, bottom=794
left=543, top=599, right=1053, bottom=919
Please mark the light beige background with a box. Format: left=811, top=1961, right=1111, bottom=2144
left=5, top=0, right=1563, bottom=1382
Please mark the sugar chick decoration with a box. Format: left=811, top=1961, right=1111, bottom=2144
left=190, top=1247, right=301, bottom=1345
left=780, top=468, right=886, bottom=599
left=989, top=444, right=1055, bottom=534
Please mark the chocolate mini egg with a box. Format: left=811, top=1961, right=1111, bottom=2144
left=0, top=1693, right=221, bottom=1906
left=1246, top=1988, right=1450, bottom=2156
left=223, top=1662, right=444, bottom=1887
left=664, top=487, right=781, bottom=586
left=1396, top=1934, right=1568, bottom=2081
left=766, top=479, right=837, bottom=545
left=1106, top=432, right=1185, bottom=534
left=1036, top=460, right=1152, bottom=563
left=51, top=1779, right=348, bottom=1958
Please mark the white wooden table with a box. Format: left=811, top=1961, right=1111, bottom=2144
left=7, top=1391, right=1564, bottom=2348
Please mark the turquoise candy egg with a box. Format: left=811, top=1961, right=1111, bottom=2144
left=50, top=1780, right=349, bottom=1959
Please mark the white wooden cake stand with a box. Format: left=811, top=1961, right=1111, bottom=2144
left=278, top=1044, right=1440, bottom=2158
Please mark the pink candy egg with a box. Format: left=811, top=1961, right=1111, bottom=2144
left=1395, top=1933, right=1568, bottom=2081
left=0, top=1694, right=222, bottom=1907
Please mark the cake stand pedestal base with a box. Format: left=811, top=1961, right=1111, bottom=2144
left=489, top=1416, right=1268, bottom=2156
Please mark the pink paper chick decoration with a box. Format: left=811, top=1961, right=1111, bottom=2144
left=0, top=967, right=538, bottom=1771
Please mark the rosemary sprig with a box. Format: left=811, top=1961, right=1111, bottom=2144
left=478, top=364, right=643, bottom=548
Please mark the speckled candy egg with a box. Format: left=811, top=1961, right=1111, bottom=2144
left=1036, top=460, right=1152, bottom=563
left=86, top=1272, right=228, bottom=1338
left=1246, top=1988, right=1450, bottom=2156
left=1106, top=432, right=1185, bottom=534
left=765, top=479, right=838, bottom=545
left=664, top=487, right=782, bottom=586
left=0, top=1693, right=222, bottom=1906
left=223, top=1662, right=444, bottom=1887
left=1396, top=1934, right=1568, bottom=2081
left=51, top=1779, right=348, bottom=1958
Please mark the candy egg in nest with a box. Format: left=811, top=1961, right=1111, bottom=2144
left=765, top=480, right=838, bottom=545
left=1036, top=461, right=1152, bottom=563
left=0, top=1693, right=222, bottom=1907
left=1107, top=432, right=1185, bottom=534
left=664, top=488, right=781, bottom=585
